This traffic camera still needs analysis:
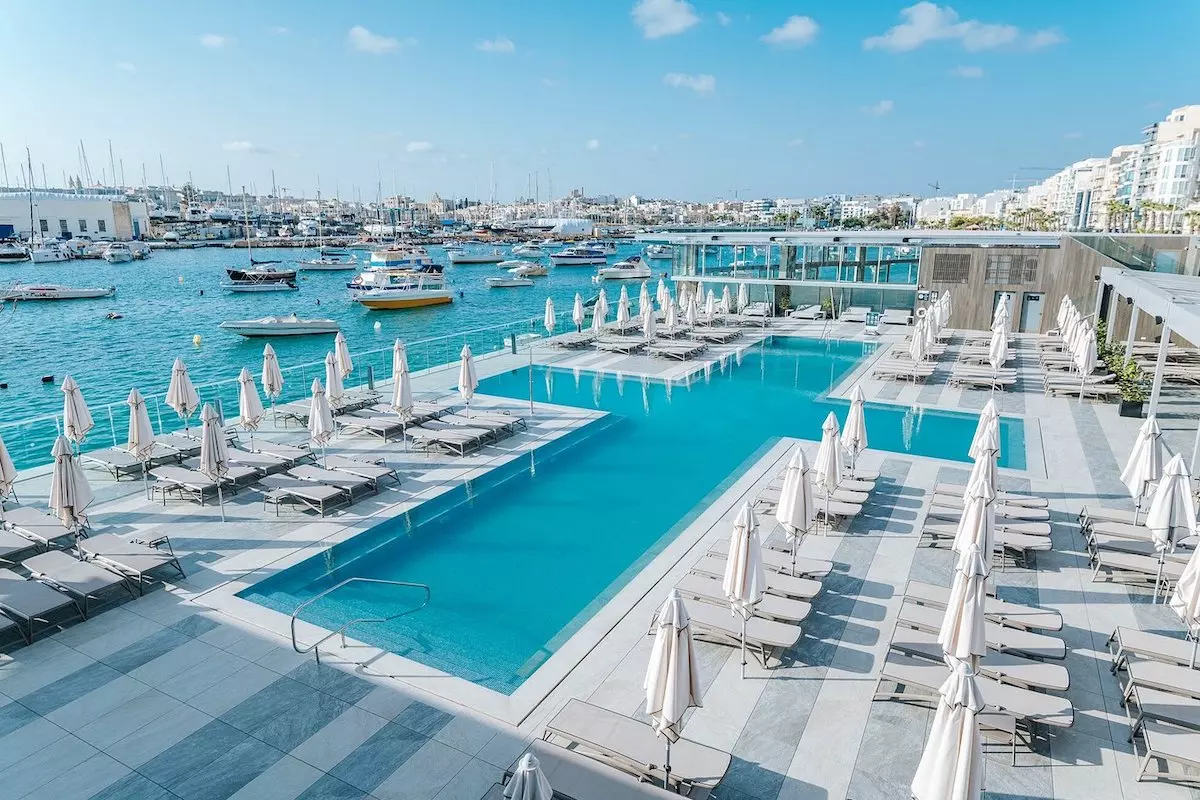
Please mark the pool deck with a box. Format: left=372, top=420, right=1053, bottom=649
left=0, top=319, right=1197, bottom=799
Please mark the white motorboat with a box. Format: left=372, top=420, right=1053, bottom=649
left=370, top=245, right=439, bottom=269
left=27, top=241, right=71, bottom=263
left=298, top=252, right=358, bottom=271
left=485, top=275, right=534, bottom=288
left=219, top=313, right=340, bottom=337
left=504, top=262, right=547, bottom=277
left=583, top=240, right=617, bottom=254
left=128, top=242, right=152, bottom=259
left=448, top=248, right=505, bottom=265
left=594, top=256, right=653, bottom=282
left=102, top=242, right=134, bottom=263
left=349, top=267, right=453, bottom=309
left=0, top=240, right=29, bottom=262
left=645, top=244, right=673, bottom=259
left=511, top=243, right=545, bottom=258
left=549, top=246, right=607, bottom=266
left=2, top=283, right=116, bottom=301
left=540, top=238, right=563, bottom=247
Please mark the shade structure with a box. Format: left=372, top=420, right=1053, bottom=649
left=198, top=402, right=230, bottom=521
left=324, top=352, right=345, bottom=407
left=938, top=543, right=990, bottom=663
left=458, top=344, right=478, bottom=404
left=966, top=430, right=999, bottom=492
left=694, top=280, right=705, bottom=307
left=656, top=278, right=669, bottom=311
left=951, top=473, right=996, bottom=557
left=307, top=378, right=334, bottom=464
left=639, top=281, right=652, bottom=317
left=813, top=412, right=843, bottom=528
left=968, top=400, right=1000, bottom=461
left=643, top=304, right=657, bottom=341
left=543, top=298, right=556, bottom=335
left=665, top=300, right=678, bottom=331
left=391, top=340, right=413, bottom=417
left=503, top=753, right=553, bottom=800
left=591, top=289, right=609, bottom=332
left=1121, top=415, right=1165, bottom=524
left=166, top=358, right=200, bottom=430
left=737, top=282, right=749, bottom=313
left=705, top=289, right=716, bottom=317
left=841, top=385, right=869, bottom=469
left=992, top=294, right=1010, bottom=328
left=1056, top=295, right=1071, bottom=330
left=909, top=318, right=928, bottom=363
left=987, top=326, right=1007, bottom=379
left=617, top=285, right=631, bottom=326
left=572, top=292, right=585, bottom=332
left=333, top=331, right=354, bottom=378
left=923, top=311, right=938, bottom=349
left=49, top=435, right=92, bottom=533
left=943, top=289, right=953, bottom=319
left=60, top=375, right=95, bottom=447
left=723, top=502, right=767, bottom=677
left=910, top=659, right=984, bottom=800
left=1146, top=453, right=1199, bottom=603
left=127, top=388, right=156, bottom=499
left=262, top=343, right=284, bottom=400
left=685, top=294, right=698, bottom=327
left=0, top=433, right=16, bottom=516
left=236, top=367, right=265, bottom=446
left=644, top=589, right=702, bottom=789
left=721, top=285, right=732, bottom=315
left=776, top=446, right=815, bottom=575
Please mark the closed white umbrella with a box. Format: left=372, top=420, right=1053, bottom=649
left=617, top=285, right=631, bottom=327
left=644, top=589, right=702, bottom=790
left=166, top=358, right=200, bottom=432
left=236, top=367, right=265, bottom=447
left=458, top=344, right=478, bottom=405
left=665, top=299, right=678, bottom=331
left=776, top=446, right=814, bottom=575
left=723, top=501, right=766, bottom=677
left=909, top=318, right=928, bottom=366
left=126, top=388, right=156, bottom=500
left=910, top=659, right=984, bottom=800
left=1055, top=295, right=1070, bottom=330
left=1121, top=415, right=1165, bottom=525
left=0, top=433, right=16, bottom=518
left=1147, top=454, right=1198, bottom=604
left=639, top=281, right=652, bottom=317
left=952, top=473, right=996, bottom=558
left=938, top=543, right=990, bottom=664
left=966, top=426, right=999, bottom=492
left=591, top=289, right=609, bottom=332
left=942, top=289, right=953, bottom=320
left=1171, top=543, right=1200, bottom=667
left=48, top=435, right=92, bottom=535
left=307, top=378, right=334, bottom=466
left=721, top=285, right=732, bottom=315
left=503, top=753, right=553, bottom=800
left=656, top=278, right=669, bottom=311
left=61, top=375, right=95, bottom=449
left=685, top=294, right=698, bottom=327
left=643, top=304, right=657, bottom=341
left=391, top=340, right=413, bottom=417
left=705, top=289, right=716, bottom=318
left=197, top=403, right=229, bottom=522
left=923, top=309, right=938, bottom=349
left=813, top=412, right=843, bottom=529
left=987, top=326, right=1007, bottom=387
left=543, top=297, right=556, bottom=335
left=572, top=292, right=585, bottom=332
left=262, top=344, right=284, bottom=410
left=694, top=280, right=705, bottom=307
left=324, top=352, right=345, bottom=407
left=334, top=331, right=354, bottom=378
left=1074, top=327, right=1096, bottom=400
left=737, top=282, right=749, bottom=314
left=968, top=400, right=999, bottom=461
left=841, top=385, right=869, bottom=470
left=992, top=294, right=1009, bottom=329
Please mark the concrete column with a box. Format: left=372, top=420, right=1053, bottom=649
left=1148, top=325, right=1171, bottom=418
left=1104, top=290, right=1118, bottom=345
left=1124, top=306, right=1141, bottom=365
left=1191, top=421, right=1200, bottom=477
left=1092, top=281, right=1104, bottom=322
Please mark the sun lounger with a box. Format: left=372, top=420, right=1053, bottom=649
left=23, top=550, right=132, bottom=617
left=337, top=414, right=407, bottom=442
left=1079, top=505, right=1139, bottom=528
left=154, top=434, right=202, bottom=458
left=421, top=419, right=498, bottom=443
left=254, top=441, right=317, bottom=465
left=595, top=336, right=647, bottom=354
left=897, top=599, right=1066, bottom=659
left=904, top=580, right=1062, bottom=632
left=682, top=599, right=803, bottom=665
left=708, top=539, right=833, bottom=578
left=1126, top=685, right=1200, bottom=742
left=674, top=572, right=813, bottom=624
left=543, top=699, right=731, bottom=794
left=1120, top=658, right=1200, bottom=706
left=406, top=425, right=488, bottom=456
left=923, top=519, right=1050, bottom=544
left=180, top=459, right=259, bottom=490
left=789, top=305, right=823, bottom=320
left=1132, top=719, right=1200, bottom=782
left=226, top=448, right=290, bottom=474
left=0, top=568, right=80, bottom=642
left=948, top=372, right=1017, bottom=390
left=648, top=341, right=707, bottom=360
left=440, top=413, right=512, bottom=437
left=460, top=409, right=527, bottom=433
left=1109, top=627, right=1196, bottom=671
left=880, top=308, right=912, bottom=326
left=875, top=653, right=1074, bottom=729
left=928, top=496, right=1049, bottom=522
left=81, top=448, right=145, bottom=480
left=0, top=528, right=40, bottom=563
left=2, top=505, right=76, bottom=547
left=272, top=401, right=312, bottom=426
left=149, top=465, right=219, bottom=505
left=324, top=455, right=400, bottom=487
left=692, top=552, right=823, bottom=599
left=1089, top=532, right=1192, bottom=563
left=77, top=533, right=186, bottom=588
left=839, top=306, right=870, bottom=323
left=872, top=361, right=936, bottom=382
left=933, top=483, right=1047, bottom=508
left=551, top=330, right=599, bottom=349
left=504, top=741, right=682, bottom=800
left=889, top=627, right=1069, bottom=692
left=1045, top=380, right=1121, bottom=399
left=688, top=327, right=741, bottom=343
left=258, top=475, right=350, bottom=517
left=289, top=465, right=376, bottom=498
left=1091, top=549, right=1183, bottom=593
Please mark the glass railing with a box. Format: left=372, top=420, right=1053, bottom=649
left=1071, top=234, right=1199, bottom=275
left=1, top=312, right=575, bottom=471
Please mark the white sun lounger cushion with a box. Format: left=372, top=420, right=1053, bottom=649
left=898, top=600, right=1066, bottom=659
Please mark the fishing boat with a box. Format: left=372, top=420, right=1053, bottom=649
left=27, top=241, right=71, bottom=263
left=222, top=267, right=298, bottom=292
left=0, top=240, right=28, bottom=262
left=2, top=283, right=116, bottom=301
left=511, top=243, right=545, bottom=258
left=485, top=275, right=534, bottom=288
left=594, top=256, right=653, bottom=282
left=349, top=266, right=453, bottom=309
left=645, top=244, right=673, bottom=259
left=448, top=248, right=505, bottom=265
left=102, top=242, right=134, bottom=263
left=219, top=313, right=340, bottom=337
left=549, top=245, right=607, bottom=266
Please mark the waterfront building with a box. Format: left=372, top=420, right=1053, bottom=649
left=0, top=191, right=151, bottom=240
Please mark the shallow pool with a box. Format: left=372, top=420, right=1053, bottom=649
left=239, top=337, right=1025, bottom=693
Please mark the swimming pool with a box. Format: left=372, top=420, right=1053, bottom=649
left=239, top=337, right=1025, bottom=693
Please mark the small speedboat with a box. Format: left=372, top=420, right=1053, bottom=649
left=594, top=256, right=653, bottom=282
left=219, top=313, right=340, bottom=337
left=0, top=240, right=29, bottom=262
left=582, top=240, right=617, bottom=254
left=511, top=243, right=545, bottom=258
left=102, top=242, right=134, bottom=263
left=497, top=259, right=544, bottom=271
left=549, top=246, right=607, bottom=266
left=2, top=283, right=116, bottom=301
left=485, top=275, right=535, bottom=288
left=449, top=249, right=505, bottom=265
left=508, top=263, right=547, bottom=277
left=645, top=244, right=673, bottom=259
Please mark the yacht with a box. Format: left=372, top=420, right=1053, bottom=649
left=485, top=274, right=534, bottom=288
left=298, top=249, right=358, bottom=271
left=583, top=240, right=617, bottom=255
left=208, top=206, right=235, bottom=222
left=219, top=314, right=340, bottom=337
left=594, top=256, right=652, bottom=282
left=510, top=262, right=547, bottom=277
left=645, top=244, right=673, bottom=259
left=448, top=248, right=505, bottom=265
left=497, top=259, right=546, bottom=273
left=369, top=245, right=439, bottom=269
left=221, top=266, right=298, bottom=292
left=540, top=238, right=563, bottom=247
left=2, top=283, right=116, bottom=301
left=0, top=240, right=29, bottom=262
left=28, top=241, right=71, bottom=263
left=349, top=267, right=453, bottom=310
left=511, top=243, right=546, bottom=258
left=549, top=246, right=607, bottom=266
left=128, top=242, right=152, bottom=260
left=102, top=242, right=134, bottom=263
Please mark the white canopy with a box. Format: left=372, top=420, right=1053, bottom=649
left=721, top=285, right=732, bottom=315
left=617, top=285, right=631, bottom=326
left=198, top=402, right=230, bottom=520
left=909, top=319, right=928, bottom=362
left=952, top=474, right=996, bottom=557
left=723, top=502, right=767, bottom=677
left=813, top=412, right=843, bottom=496
left=334, top=331, right=354, bottom=378
left=324, top=352, right=345, bottom=406
left=987, top=327, right=1007, bottom=375
left=262, top=343, right=284, bottom=400
left=237, top=367, right=265, bottom=435
left=937, top=543, right=990, bottom=663
left=125, top=388, right=156, bottom=460
left=910, top=660, right=984, bottom=800
left=61, top=375, right=95, bottom=445
left=543, top=297, right=556, bottom=335
left=643, top=304, right=657, bottom=341
left=1121, top=415, right=1165, bottom=517
left=639, top=281, right=652, bottom=316
left=166, top=358, right=201, bottom=426
left=592, top=289, right=609, bottom=332
left=656, top=278, right=669, bottom=311
left=644, top=589, right=702, bottom=746
left=1147, top=453, right=1198, bottom=557
left=49, top=435, right=92, bottom=531
left=776, top=446, right=815, bottom=544
left=666, top=300, right=678, bottom=330
left=685, top=294, right=698, bottom=327
left=572, top=293, right=585, bottom=330
left=968, top=400, right=1000, bottom=461
left=737, top=282, right=749, bottom=313
left=307, top=378, right=335, bottom=451
left=841, top=385, right=868, bottom=467
left=705, top=289, right=716, bottom=317
left=458, top=344, right=478, bottom=403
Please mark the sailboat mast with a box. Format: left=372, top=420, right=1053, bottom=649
left=242, top=185, right=253, bottom=265
left=26, top=147, right=35, bottom=241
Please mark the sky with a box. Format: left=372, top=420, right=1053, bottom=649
left=1, top=0, right=1197, bottom=202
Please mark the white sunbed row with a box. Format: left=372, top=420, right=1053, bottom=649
left=872, top=359, right=936, bottom=382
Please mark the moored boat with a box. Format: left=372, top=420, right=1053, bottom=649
left=28, top=241, right=71, bottom=263
left=549, top=245, right=607, bottom=266
left=102, top=242, right=134, bottom=263
left=218, top=313, right=340, bottom=337
left=0, top=240, right=29, bottom=262
left=349, top=266, right=453, bottom=310
left=2, top=283, right=116, bottom=301
left=594, top=255, right=653, bottom=282
left=511, top=243, right=545, bottom=258
left=370, top=245, right=439, bottom=269
left=485, top=275, right=535, bottom=288
left=448, top=248, right=505, bottom=265
left=645, top=244, right=673, bottom=259
left=222, top=266, right=298, bottom=292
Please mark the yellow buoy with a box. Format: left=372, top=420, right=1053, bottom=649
left=192, top=334, right=202, bottom=347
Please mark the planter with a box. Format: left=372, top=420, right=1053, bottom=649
left=1118, top=399, right=1144, bottom=418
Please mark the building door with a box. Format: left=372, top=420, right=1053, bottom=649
left=992, top=291, right=1016, bottom=329
left=133, top=220, right=140, bottom=238
left=1019, top=292, right=1044, bottom=333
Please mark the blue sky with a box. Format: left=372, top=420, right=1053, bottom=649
left=1, top=1, right=1197, bottom=201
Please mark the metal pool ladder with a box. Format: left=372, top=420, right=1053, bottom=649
left=290, top=577, right=431, bottom=664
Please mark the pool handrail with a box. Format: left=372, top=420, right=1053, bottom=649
left=290, top=576, right=431, bottom=664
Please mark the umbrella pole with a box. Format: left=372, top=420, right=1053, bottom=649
left=1155, top=550, right=1166, bottom=604
left=1192, top=634, right=1198, bottom=670
left=791, top=533, right=797, bottom=578
left=142, top=461, right=149, bottom=502
left=741, top=616, right=747, bottom=679
left=664, top=740, right=672, bottom=791
left=216, top=482, right=226, bottom=522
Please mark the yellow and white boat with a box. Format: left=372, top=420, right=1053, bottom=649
left=349, top=266, right=453, bottom=310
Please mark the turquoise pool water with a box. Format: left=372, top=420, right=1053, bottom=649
left=239, top=337, right=1025, bottom=693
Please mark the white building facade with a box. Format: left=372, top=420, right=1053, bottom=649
left=0, top=192, right=151, bottom=240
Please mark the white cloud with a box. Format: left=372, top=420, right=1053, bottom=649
left=786, top=138, right=804, bottom=148
left=632, top=0, right=699, bottom=39
left=663, top=72, right=716, bottom=95
left=762, top=15, right=819, bottom=47
left=114, top=61, right=136, bottom=73
left=540, top=77, right=563, bottom=87
left=223, top=141, right=271, bottom=154
left=951, top=65, right=984, bottom=78
left=677, top=132, right=692, bottom=140
left=862, top=99, right=895, bottom=116
left=348, top=25, right=411, bottom=54
left=270, top=26, right=289, bottom=35
left=477, top=36, right=515, bottom=54
left=864, top=3, right=1064, bottom=52
left=1063, top=131, right=1082, bottom=140
left=586, top=139, right=600, bottom=150
left=406, top=141, right=434, bottom=153
left=200, top=34, right=228, bottom=48
left=716, top=11, right=732, bottom=25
